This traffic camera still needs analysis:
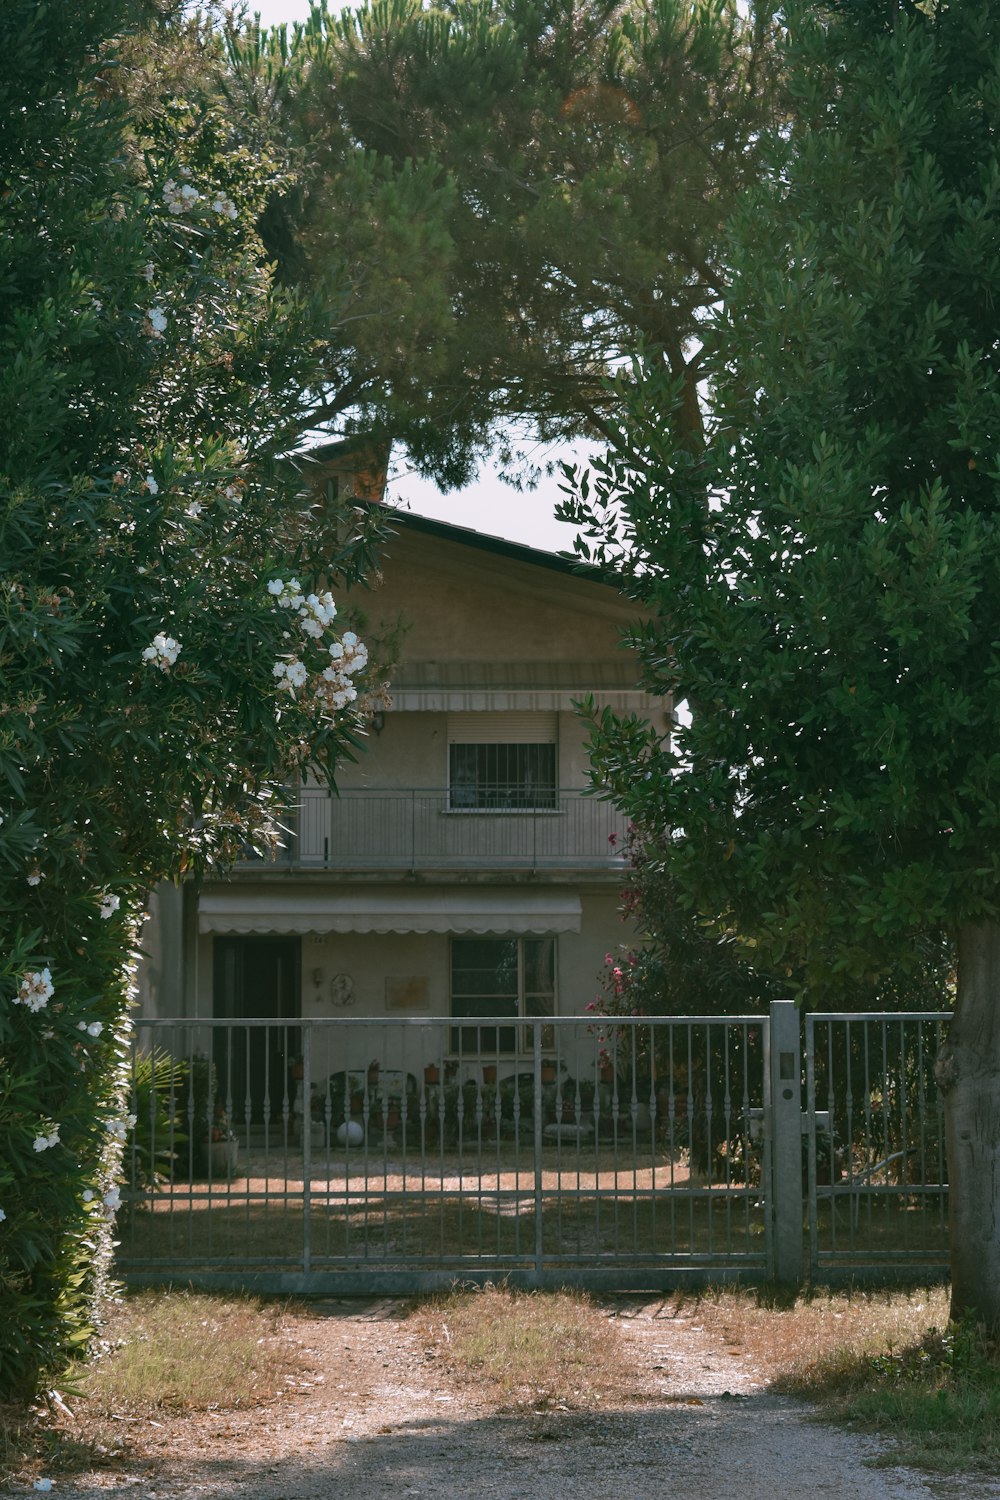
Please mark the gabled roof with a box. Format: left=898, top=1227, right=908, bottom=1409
left=363, top=500, right=613, bottom=585
left=297, top=437, right=612, bottom=583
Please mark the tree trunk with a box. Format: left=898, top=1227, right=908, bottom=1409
left=936, top=922, right=1000, bottom=1329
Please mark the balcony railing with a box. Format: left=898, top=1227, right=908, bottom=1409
left=240, top=788, right=626, bottom=872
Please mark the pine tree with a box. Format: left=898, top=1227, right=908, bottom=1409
left=229, top=0, right=781, bottom=485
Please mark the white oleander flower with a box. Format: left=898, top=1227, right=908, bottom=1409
left=143, top=474, right=159, bottom=495
left=141, top=633, right=181, bottom=672
left=16, top=968, right=54, bottom=1012
left=163, top=178, right=199, bottom=214
left=99, top=892, right=120, bottom=919
left=147, top=306, right=167, bottom=336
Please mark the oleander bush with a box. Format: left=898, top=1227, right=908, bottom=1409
left=0, top=0, right=379, bottom=1399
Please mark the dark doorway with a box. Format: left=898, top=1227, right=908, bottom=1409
left=212, top=937, right=301, bottom=1128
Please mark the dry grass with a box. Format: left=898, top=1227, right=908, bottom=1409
left=410, top=1283, right=640, bottom=1411
left=81, top=1289, right=302, bottom=1415
left=682, top=1284, right=951, bottom=1389
left=0, top=1290, right=302, bottom=1486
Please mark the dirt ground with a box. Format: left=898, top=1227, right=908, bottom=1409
left=13, top=1297, right=999, bottom=1500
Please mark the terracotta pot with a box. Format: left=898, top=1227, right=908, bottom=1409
left=482, top=1064, right=497, bottom=1085
left=367, top=1064, right=380, bottom=1085
left=424, top=1064, right=440, bottom=1086
left=541, top=1063, right=557, bottom=1084
left=600, top=1063, right=615, bottom=1085
left=350, top=1092, right=364, bottom=1114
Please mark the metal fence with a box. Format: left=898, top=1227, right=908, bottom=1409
left=239, top=788, right=626, bottom=871
left=119, top=1006, right=951, bottom=1293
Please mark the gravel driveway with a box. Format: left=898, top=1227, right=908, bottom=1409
left=27, top=1297, right=999, bottom=1500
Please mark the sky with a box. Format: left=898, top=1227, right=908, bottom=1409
left=237, top=0, right=592, bottom=554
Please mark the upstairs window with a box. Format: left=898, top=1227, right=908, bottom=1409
left=449, top=742, right=557, bottom=810
left=448, top=712, right=558, bottom=811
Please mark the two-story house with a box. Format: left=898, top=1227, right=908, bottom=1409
left=138, top=472, right=668, bottom=1116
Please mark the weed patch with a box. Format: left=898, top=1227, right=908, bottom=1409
left=411, top=1283, right=639, bottom=1411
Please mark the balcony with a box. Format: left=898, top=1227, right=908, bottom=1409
left=240, top=788, right=626, bottom=873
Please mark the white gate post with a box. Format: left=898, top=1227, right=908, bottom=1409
left=768, top=1000, right=804, bottom=1285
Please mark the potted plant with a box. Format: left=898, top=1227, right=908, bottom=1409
left=207, top=1105, right=239, bottom=1176
left=482, top=1063, right=497, bottom=1085
left=424, top=1063, right=440, bottom=1086
left=540, top=1060, right=557, bottom=1084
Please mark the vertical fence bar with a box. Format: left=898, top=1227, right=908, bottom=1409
left=302, top=1023, right=312, bottom=1274
left=533, top=1020, right=544, bottom=1281
left=805, top=1012, right=818, bottom=1279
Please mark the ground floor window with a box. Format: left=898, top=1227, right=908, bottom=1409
left=450, top=936, right=556, bottom=1054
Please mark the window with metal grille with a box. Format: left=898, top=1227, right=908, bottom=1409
left=448, top=742, right=557, bottom=810
left=450, top=937, right=556, bottom=1054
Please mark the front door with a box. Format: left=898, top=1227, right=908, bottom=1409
left=213, top=936, right=301, bottom=1127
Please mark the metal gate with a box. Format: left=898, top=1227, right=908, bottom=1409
left=119, top=1005, right=950, bottom=1293
left=804, top=1011, right=951, bottom=1284
left=121, top=1011, right=771, bottom=1293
